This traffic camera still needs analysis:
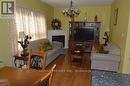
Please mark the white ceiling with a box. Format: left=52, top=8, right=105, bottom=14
left=40, top=0, right=114, bottom=8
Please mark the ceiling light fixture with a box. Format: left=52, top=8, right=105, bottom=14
left=62, top=0, right=80, bottom=20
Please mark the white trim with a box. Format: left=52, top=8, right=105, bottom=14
left=48, top=30, right=68, bottom=48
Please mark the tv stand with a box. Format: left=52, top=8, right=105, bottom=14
left=69, top=21, right=101, bottom=48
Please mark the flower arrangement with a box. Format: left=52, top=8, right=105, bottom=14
left=18, top=35, right=31, bottom=56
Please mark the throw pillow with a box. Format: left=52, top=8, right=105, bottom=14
left=39, top=42, right=53, bottom=51
left=94, top=43, right=104, bottom=53
left=44, top=42, right=53, bottom=51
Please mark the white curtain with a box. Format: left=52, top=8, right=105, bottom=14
left=32, top=11, right=47, bottom=40
left=9, top=7, right=47, bottom=66
left=15, top=7, right=47, bottom=40
left=9, top=16, right=19, bottom=66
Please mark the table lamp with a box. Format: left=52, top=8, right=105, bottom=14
left=19, top=31, right=26, bottom=41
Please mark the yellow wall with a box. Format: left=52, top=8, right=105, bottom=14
left=111, top=0, right=130, bottom=73
left=123, top=15, right=130, bottom=74
left=0, top=0, right=54, bottom=66
left=54, top=6, right=111, bottom=43
left=0, top=20, right=10, bottom=66
left=16, top=0, right=54, bottom=29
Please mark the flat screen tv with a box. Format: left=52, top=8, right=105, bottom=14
left=74, top=28, right=94, bottom=42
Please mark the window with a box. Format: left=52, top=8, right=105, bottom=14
left=15, top=7, right=47, bottom=41
left=8, top=7, right=47, bottom=65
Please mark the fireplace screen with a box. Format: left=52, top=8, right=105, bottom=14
left=52, top=35, right=65, bottom=48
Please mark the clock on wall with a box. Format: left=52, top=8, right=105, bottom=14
left=51, top=18, right=61, bottom=30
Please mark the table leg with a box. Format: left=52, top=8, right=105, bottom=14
left=14, top=58, right=17, bottom=67
left=23, top=61, right=28, bottom=66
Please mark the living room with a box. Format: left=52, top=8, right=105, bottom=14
left=0, top=0, right=130, bottom=86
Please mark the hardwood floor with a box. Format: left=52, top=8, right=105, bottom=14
left=47, top=51, right=92, bottom=86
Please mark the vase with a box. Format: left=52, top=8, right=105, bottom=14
left=21, top=48, right=28, bottom=56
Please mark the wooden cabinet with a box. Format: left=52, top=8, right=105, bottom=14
left=69, top=21, right=101, bottom=48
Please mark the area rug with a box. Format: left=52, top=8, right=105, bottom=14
left=92, top=70, right=130, bottom=86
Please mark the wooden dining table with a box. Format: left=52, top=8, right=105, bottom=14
left=0, top=66, right=48, bottom=86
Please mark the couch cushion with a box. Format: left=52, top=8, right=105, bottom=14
left=47, top=41, right=63, bottom=58
left=28, top=39, right=49, bottom=51
left=47, top=48, right=59, bottom=57
left=91, top=52, right=120, bottom=62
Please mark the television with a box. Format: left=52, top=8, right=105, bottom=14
left=74, top=28, right=94, bottom=42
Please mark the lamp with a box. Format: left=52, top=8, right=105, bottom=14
left=19, top=31, right=26, bottom=41
left=62, top=0, right=80, bottom=21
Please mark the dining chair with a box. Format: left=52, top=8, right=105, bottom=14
left=32, top=64, right=56, bottom=86
left=0, top=79, right=9, bottom=86
left=28, top=49, right=47, bottom=70
left=40, top=64, right=56, bottom=86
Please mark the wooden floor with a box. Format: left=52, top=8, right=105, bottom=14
left=47, top=51, right=92, bottom=86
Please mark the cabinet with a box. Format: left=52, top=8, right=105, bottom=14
left=69, top=21, right=101, bottom=47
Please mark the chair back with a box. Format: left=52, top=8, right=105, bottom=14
left=40, top=64, right=56, bottom=86
left=0, top=79, right=9, bottom=86
left=28, top=49, right=47, bottom=70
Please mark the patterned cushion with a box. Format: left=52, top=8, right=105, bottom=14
left=30, top=55, right=42, bottom=70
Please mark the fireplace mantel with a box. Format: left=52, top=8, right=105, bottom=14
left=48, top=30, right=68, bottom=48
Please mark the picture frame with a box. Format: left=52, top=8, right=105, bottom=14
left=113, top=8, right=118, bottom=25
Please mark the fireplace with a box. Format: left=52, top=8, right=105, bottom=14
left=48, top=30, right=68, bottom=48
left=52, top=35, right=65, bottom=47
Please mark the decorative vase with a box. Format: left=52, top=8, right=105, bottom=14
left=21, top=48, right=28, bottom=56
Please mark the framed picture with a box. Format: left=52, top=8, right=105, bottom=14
left=113, top=8, right=118, bottom=25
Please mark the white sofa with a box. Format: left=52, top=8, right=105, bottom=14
left=91, top=43, right=120, bottom=72
left=28, top=39, right=63, bottom=66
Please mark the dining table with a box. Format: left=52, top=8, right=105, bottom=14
left=0, top=66, right=48, bottom=86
